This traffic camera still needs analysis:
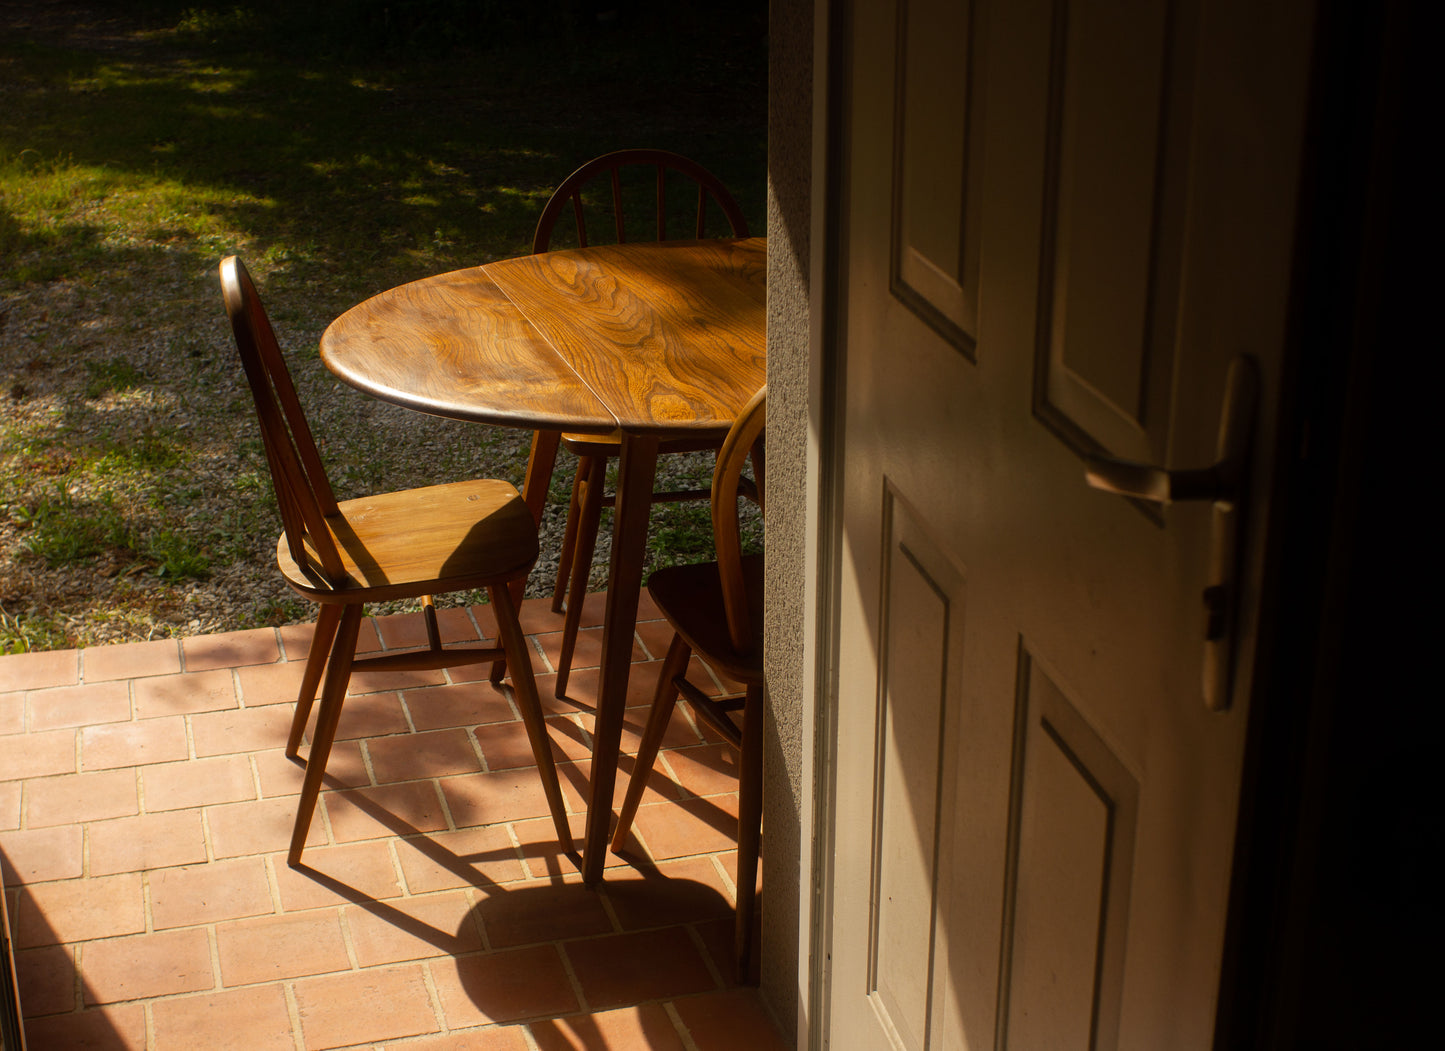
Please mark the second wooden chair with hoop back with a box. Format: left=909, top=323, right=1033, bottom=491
left=611, top=385, right=766, bottom=982
left=219, top=256, right=573, bottom=868
left=522, top=148, right=752, bottom=698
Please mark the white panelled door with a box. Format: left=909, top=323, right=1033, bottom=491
left=818, top=0, right=1315, bottom=1047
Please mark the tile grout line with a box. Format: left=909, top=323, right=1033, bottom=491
left=664, top=998, right=704, bottom=1051
left=180, top=706, right=199, bottom=771
left=504, top=821, right=535, bottom=887
left=429, top=777, right=458, bottom=835
left=198, top=804, right=217, bottom=866
left=261, top=854, right=286, bottom=922
left=204, top=923, right=224, bottom=1000
left=141, top=865, right=156, bottom=935
left=455, top=885, right=488, bottom=956
left=710, top=853, right=739, bottom=906
left=518, top=1020, right=544, bottom=1051
left=465, top=717, right=490, bottom=777
left=656, top=752, right=693, bottom=803
left=385, top=837, right=410, bottom=913
left=247, top=750, right=267, bottom=804
left=283, top=980, right=306, bottom=1051
left=80, top=813, right=92, bottom=881
left=553, top=938, right=592, bottom=1018
left=398, top=686, right=421, bottom=735
left=416, top=955, right=449, bottom=1040
left=527, top=632, right=555, bottom=677
left=358, top=737, right=381, bottom=787
left=336, top=892, right=363, bottom=972
left=686, top=919, right=729, bottom=991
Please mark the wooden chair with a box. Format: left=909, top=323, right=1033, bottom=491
left=525, top=148, right=751, bottom=698
left=611, top=385, right=766, bottom=981
left=219, top=256, right=572, bottom=867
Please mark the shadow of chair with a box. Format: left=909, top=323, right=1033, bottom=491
left=611, top=385, right=766, bottom=982
left=219, top=255, right=572, bottom=867
left=522, top=148, right=753, bottom=699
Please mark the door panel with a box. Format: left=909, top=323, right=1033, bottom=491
left=867, top=487, right=966, bottom=1050
left=1034, top=0, right=1194, bottom=464
left=891, top=0, right=985, bottom=353
left=818, top=0, right=1314, bottom=1047
left=998, top=651, right=1139, bottom=1051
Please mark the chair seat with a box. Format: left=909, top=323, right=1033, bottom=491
left=560, top=429, right=722, bottom=458
left=647, top=552, right=764, bottom=684
left=276, top=478, right=538, bottom=603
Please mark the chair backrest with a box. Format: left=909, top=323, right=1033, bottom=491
left=219, top=256, right=347, bottom=588
left=711, top=385, right=766, bottom=656
left=532, top=148, right=750, bottom=253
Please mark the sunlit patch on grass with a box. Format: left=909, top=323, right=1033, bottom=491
left=184, top=103, right=251, bottom=119
left=12, top=486, right=132, bottom=565
left=86, top=430, right=187, bottom=475
left=173, top=7, right=260, bottom=38
left=0, top=605, right=70, bottom=655
left=82, top=359, right=148, bottom=399
left=0, top=152, right=267, bottom=267
left=146, top=529, right=210, bottom=580
left=494, top=185, right=556, bottom=202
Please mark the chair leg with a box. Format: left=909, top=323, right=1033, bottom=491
left=286, top=602, right=341, bottom=759
left=551, top=459, right=587, bottom=614
left=612, top=632, right=690, bottom=851
left=289, top=604, right=363, bottom=866
left=734, top=682, right=765, bottom=983
left=522, top=429, right=561, bottom=528
left=490, top=583, right=574, bottom=853
left=489, top=428, right=562, bottom=684
left=556, top=455, right=607, bottom=698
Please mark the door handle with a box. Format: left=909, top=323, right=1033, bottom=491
left=1083, top=356, right=1258, bottom=711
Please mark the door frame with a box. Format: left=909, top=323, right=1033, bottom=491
left=802, top=0, right=852, bottom=1042
left=798, top=0, right=1428, bottom=1046
left=1210, top=2, right=1431, bottom=1046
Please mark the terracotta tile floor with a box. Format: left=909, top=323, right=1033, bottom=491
left=0, top=592, right=787, bottom=1050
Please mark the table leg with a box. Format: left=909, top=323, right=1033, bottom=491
left=582, top=432, right=659, bottom=883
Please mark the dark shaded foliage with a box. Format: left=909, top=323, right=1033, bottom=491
left=104, top=0, right=763, bottom=62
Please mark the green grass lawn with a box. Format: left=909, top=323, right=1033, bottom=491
left=0, top=0, right=767, bottom=651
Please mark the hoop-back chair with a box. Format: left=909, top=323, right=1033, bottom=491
left=524, top=149, right=752, bottom=698
left=220, top=256, right=572, bottom=866
left=611, top=385, right=766, bottom=981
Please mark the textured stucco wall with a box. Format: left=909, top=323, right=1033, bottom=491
left=761, top=0, right=813, bottom=1040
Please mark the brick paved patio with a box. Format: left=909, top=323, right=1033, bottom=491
left=0, top=592, right=785, bottom=1050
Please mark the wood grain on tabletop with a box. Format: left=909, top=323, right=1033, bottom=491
left=319, top=266, right=617, bottom=434
left=483, top=238, right=767, bottom=436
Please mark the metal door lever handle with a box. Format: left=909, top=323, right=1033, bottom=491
left=1083, top=460, right=1232, bottom=506
left=1083, top=355, right=1255, bottom=510
left=1082, top=356, right=1259, bottom=711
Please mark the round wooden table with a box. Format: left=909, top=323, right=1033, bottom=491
left=321, top=237, right=766, bottom=882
